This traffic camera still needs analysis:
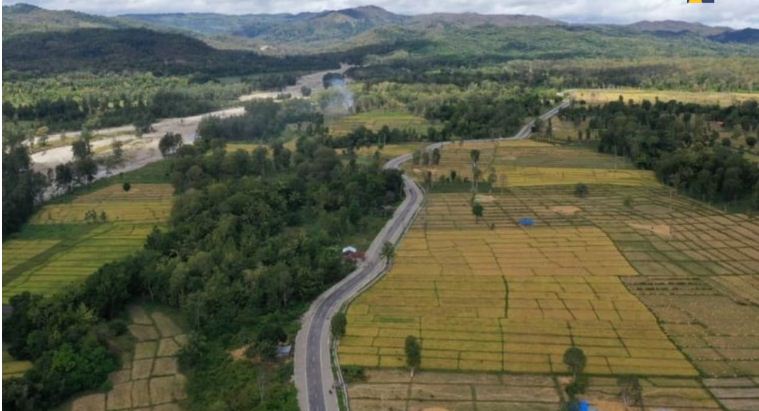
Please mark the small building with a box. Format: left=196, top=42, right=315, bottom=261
left=277, top=344, right=292, bottom=359
left=342, top=246, right=358, bottom=255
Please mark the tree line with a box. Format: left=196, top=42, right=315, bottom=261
left=561, top=98, right=759, bottom=208
left=348, top=56, right=759, bottom=93
left=198, top=99, right=323, bottom=143
left=2, top=130, right=47, bottom=236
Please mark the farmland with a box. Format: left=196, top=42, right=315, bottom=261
left=348, top=369, right=728, bottom=411
left=340, top=138, right=759, bottom=410
left=63, top=305, right=188, bottom=411
left=2, top=182, right=173, bottom=303
left=326, top=110, right=432, bottom=136
left=2, top=351, right=32, bottom=381
left=407, top=140, right=657, bottom=188
left=340, top=196, right=696, bottom=376
left=570, top=88, right=759, bottom=106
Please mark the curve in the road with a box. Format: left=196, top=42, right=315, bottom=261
left=294, top=101, right=569, bottom=411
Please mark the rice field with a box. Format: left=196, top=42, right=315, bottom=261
left=340, top=199, right=696, bottom=376
left=571, top=88, right=759, bottom=106
left=349, top=369, right=726, bottom=411
left=62, top=305, right=188, bottom=411
left=31, top=183, right=173, bottom=224
left=327, top=110, right=432, bottom=136
left=2, top=183, right=173, bottom=303
left=342, top=138, right=759, bottom=409
left=408, top=140, right=657, bottom=188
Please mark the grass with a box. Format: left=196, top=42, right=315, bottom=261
left=571, top=88, right=759, bottom=106
left=3, top=179, right=173, bottom=303
left=3, top=350, right=32, bottom=380
left=326, top=110, right=432, bottom=136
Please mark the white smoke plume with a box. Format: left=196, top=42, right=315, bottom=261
left=320, top=77, right=355, bottom=115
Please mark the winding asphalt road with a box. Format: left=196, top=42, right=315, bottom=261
left=294, top=100, right=569, bottom=411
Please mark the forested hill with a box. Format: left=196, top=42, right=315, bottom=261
left=709, top=28, right=759, bottom=44
left=2, top=3, right=126, bottom=37
left=1, top=28, right=403, bottom=77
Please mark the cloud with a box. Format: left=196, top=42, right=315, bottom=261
left=3, top=0, right=757, bottom=28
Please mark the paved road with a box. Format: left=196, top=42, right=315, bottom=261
left=294, top=101, right=569, bottom=411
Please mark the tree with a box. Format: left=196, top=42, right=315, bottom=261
left=55, top=163, right=74, bottom=191
left=533, top=117, right=544, bottom=133
left=122, top=182, right=131, bottom=192
left=159, top=132, right=183, bottom=157
left=71, top=137, right=92, bottom=161
left=431, top=148, right=441, bottom=165
left=746, top=136, right=757, bottom=148
left=469, top=149, right=480, bottom=167
left=487, top=171, right=497, bottom=192
left=404, top=335, right=421, bottom=374
left=574, top=183, right=589, bottom=198
left=111, top=140, right=124, bottom=161
left=36, top=126, right=49, bottom=147
left=472, top=166, right=482, bottom=193
left=547, top=118, right=553, bottom=136
left=331, top=312, right=347, bottom=339
left=472, top=202, right=484, bottom=223
left=563, top=347, right=587, bottom=379
left=3, top=142, right=48, bottom=236
left=74, top=157, right=98, bottom=183
left=300, top=86, right=312, bottom=97
left=381, top=241, right=395, bottom=264
left=133, top=113, right=154, bottom=137
left=412, top=150, right=421, bottom=165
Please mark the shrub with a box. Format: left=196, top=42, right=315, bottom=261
left=341, top=365, right=366, bottom=383
left=331, top=312, right=347, bottom=338
left=574, top=183, right=589, bottom=198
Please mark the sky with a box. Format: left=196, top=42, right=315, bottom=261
left=3, top=0, right=757, bottom=29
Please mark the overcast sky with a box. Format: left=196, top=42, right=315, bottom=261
left=4, top=0, right=757, bottom=29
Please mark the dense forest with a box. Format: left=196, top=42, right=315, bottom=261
left=1, top=28, right=423, bottom=77
left=3, top=136, right=404, bottom=410
left=560, top=98, right=759, bottom=207
left=198, top=99, right=323, bottom=142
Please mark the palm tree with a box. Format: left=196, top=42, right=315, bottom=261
left=381, top=241, right=395, bottom=264
left=470, top=150, right=481, bottom=192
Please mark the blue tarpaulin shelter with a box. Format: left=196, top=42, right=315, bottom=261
left=518, top=217, right=534, bottom=227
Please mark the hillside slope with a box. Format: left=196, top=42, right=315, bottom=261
left=2, top=3, right=126, bottom=37
left=1, top=28, right=344, bottom=76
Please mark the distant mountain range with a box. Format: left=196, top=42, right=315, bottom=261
left=5, top=3, right=757, bottom=54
